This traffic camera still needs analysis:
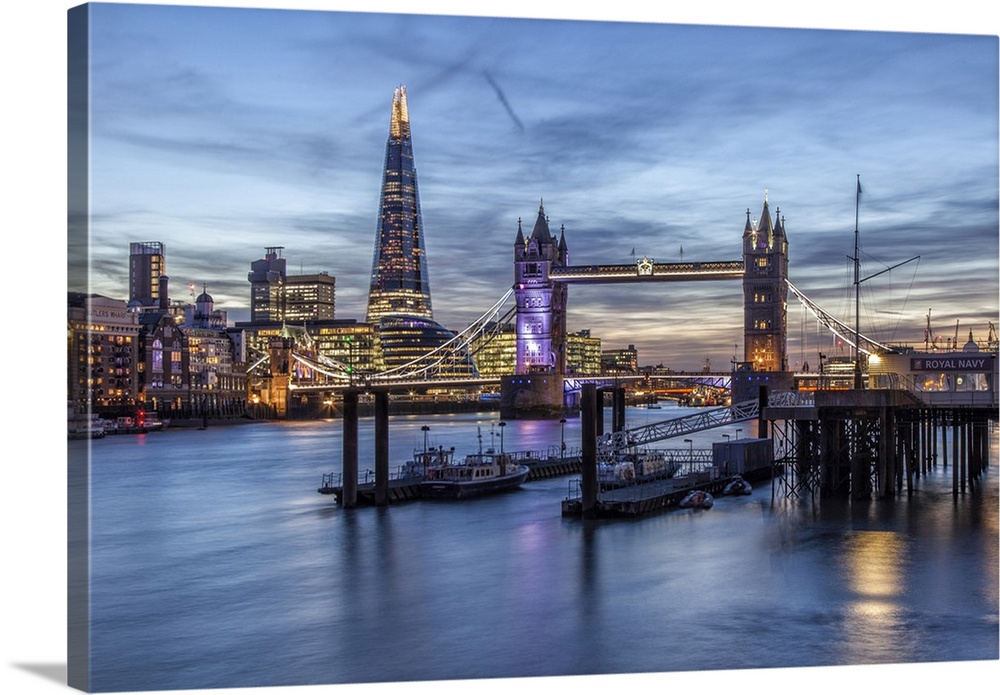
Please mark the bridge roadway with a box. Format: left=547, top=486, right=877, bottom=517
left=551, top=260, right=744, bottom=283
left=288, top=371, right=736, bottom=393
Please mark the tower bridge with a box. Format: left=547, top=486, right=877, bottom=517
left=502, top=196, right=789, bottom=417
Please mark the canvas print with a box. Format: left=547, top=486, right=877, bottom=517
left=66, top=2, right=998, bottom=694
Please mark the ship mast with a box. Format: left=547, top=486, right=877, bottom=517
left=853, top=175, right=862, bottom=389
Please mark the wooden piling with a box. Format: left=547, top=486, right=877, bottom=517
left=374, top=390, right=389, bottom=506
left=581, top=384, right=598, bottom=519
left=342, top=389, right=359, bottom=509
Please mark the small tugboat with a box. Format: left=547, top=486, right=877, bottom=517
left=678, top=490, right=714, bottom=509
left=419, top=430, right=530, bottom=500
left=722, top=475, right=752, bottom=496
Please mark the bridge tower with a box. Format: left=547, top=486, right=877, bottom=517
left=501, top=201, right=569, bottom=418
left=513, top=201, right=568, bottom=374
left=737, top=192, right=793, bottom=404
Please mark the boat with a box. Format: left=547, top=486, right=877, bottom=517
left=598, top=449, right=682, bottom=488
left=397, top=446, right=455, bottom=480
left=722, top=475, right=752, bottom=496
left=419, top=449, right=530, bottom=499
left=646, top=403, right=662, bottom=410
left=67, top=414, right=106, bottom=439
left=678, top=490, right=714, bottom=509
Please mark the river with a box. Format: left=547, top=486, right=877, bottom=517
left=72, top=404, right=998, bottom=693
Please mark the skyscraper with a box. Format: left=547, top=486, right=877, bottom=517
left=364, top=86, right=476, bottom=378
left=366, top=85, right=433, bottom=323
left=128, top=241, right=166, bottom=310
left=248, top=246, right=287, bottom=323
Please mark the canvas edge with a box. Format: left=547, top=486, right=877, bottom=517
left=67, top=3, right=91, bottom=692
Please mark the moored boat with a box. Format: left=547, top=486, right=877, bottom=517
left=678, top=490, right=714, bottom=509
left=598, top=449, right=682, bottom=488
left=722, top=475, right=752, bottom=496
left=419, top=450, right=530, bottom=499
left=397, top=446, right=455, bottom=480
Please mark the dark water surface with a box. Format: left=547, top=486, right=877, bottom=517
left=76, top=406, right=998, bottom=692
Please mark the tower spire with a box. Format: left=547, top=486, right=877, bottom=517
left=389, top=84, right=410, bottom=140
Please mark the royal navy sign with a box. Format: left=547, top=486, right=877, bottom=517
left=911, top=356, right=992, bottom=372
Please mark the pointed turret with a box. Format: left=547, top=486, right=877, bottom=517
left=515, top=217, right=525, bottom=247
left=758, top=194, right=774, bottom=241
left=530, top=199, right=552, bottom=243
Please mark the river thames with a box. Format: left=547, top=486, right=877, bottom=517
left=70, top=404, right=997, bottom=693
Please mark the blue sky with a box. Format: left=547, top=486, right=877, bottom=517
left=74, top=1, right=999, bottom=370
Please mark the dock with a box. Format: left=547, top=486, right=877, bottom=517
left=318, top=452, right=582, bottom=506
left=561, top=465, right=774, bottom=518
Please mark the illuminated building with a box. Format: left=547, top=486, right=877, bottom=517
left=566, top=329, right=602, bottom=375
left=248, top=246, right=287, bottom=323
left=182, top=289, right=246, bottom=415
left=284, top=273, right=335, bottom=322
left=742, top=193, right=789, bottom=372
left=67, top=293, right=141, bottom=413
left=471, top=323, right=516, bottom=377
left=601, top=344, right=639, bottom=374
left=366, top=85, right=433, bottom=322
left=248, top=247, right=336, bottom=323
left=377, top=315, right=476, bottom=378
left=128, top=241, right=166, bottom=311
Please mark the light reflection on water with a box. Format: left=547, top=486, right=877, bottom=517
left=80, top=405, right=998, bottom=692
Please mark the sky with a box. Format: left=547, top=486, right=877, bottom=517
left=70, top=1, right=999, bottom=371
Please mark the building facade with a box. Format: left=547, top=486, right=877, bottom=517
left=284, top=273, right=335, bottom=322
left=567, top=329, right=602, bottom=376
left=248, top=246, right=288, bottom=323
left=128, top=241, right=166, bottom=311
left=67, top=293, right=141, bottom=414
left=601, top=343, right=639, bottom=374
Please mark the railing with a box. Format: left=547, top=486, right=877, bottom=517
left=767, top=390, right=815, bottom=408
left=599, top=399, right=760, bottom=454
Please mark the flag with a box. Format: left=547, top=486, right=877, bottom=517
left=631, top=247, right=635, bottom=256
left=857, top=177, right=862, bottom=196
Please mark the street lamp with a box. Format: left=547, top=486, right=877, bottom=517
left=559, top=417, right=567, bottom=455
left=683, top=438, right=693, bottom=466
left=498, top=421, right=507, bottom=454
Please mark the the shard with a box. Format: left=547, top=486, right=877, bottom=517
left=366, top=85, right=433, bottom=323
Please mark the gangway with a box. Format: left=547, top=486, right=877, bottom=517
left=598, top=399, right=760, bottom=455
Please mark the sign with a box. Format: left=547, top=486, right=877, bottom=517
left=910, top=355, right=993, bottom=372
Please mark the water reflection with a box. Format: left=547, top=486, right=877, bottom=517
left=841, top=531, right=907, bottom=663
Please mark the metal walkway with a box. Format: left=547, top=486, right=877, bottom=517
left=599, top=399, right=760, bottom=454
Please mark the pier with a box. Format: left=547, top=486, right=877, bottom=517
left=318, top=450, right=583, bottom=506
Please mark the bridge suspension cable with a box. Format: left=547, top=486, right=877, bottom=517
left=786, top=280, right=892, bottom=356
left=371, top=288, right=515, bottom=381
